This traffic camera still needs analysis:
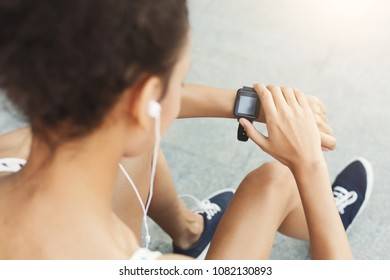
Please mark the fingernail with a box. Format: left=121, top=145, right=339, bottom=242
left=239, top=118, right=246, bottom=128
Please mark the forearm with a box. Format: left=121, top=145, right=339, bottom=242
left=292, top=158, right=353, bottom=259
left=180, top=83, right=335, bottom=150
left=179, top=83, right=237, bottom=119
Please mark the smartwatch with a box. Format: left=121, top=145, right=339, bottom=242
left=233, top=86, right=260, bottom=141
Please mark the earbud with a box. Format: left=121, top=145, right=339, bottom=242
left=148, top=100, right=161, bottom=118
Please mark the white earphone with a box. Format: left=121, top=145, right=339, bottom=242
left=148, top=100, right=161, bottom=119
left=119, top=99, right=161, bottom=249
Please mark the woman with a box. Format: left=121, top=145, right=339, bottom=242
left=0, top=0, right=370, bottom=259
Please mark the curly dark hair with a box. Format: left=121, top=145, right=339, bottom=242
left=0, top=0, right=189, bottom=144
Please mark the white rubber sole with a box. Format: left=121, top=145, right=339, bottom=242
left=343, top=157, right=374, bottom=233
left=196, top=244, right=210, bottom=260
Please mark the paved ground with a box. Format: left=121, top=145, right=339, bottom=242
left=1, top=0, right=389, bottom=259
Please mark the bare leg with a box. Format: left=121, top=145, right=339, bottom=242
left=206, top=162, right=309, bottom=260
left=112, top=148, right=203, bottom=248
left=148, top=150, right=204, bottom=249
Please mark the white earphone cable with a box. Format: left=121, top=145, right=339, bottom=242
left=118, top=107, right=160, bottom=250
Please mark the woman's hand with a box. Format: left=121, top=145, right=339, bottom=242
left=241, top=83, right=353, bottom=259
left=240, top=83, right=324, bottom=170
left=306, top=94, right=336, bottom=151
left=256, top=88, right=336, bottom=152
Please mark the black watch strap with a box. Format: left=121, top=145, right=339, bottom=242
left=237, top=122, right=249, bottom=142
left=242, top=86, right=255, bottom=93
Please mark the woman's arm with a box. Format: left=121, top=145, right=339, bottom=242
left=180, top=83, right=336, bottom=151
left=240, top=83, right=352, bottom=259
left=179, top=83, right=237, bottom=119
left=292, top=159, right=352, bottom=259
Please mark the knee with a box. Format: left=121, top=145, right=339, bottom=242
left=258, top=161, right=290, bottom=178
left=245, top=161, right=290, bottom=182
left=241, top=161, right=295, bottom=195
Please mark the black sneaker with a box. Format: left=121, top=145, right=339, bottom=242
left=332, top=157, right=374, bottom=232
left=173, top=189, right=234, bottom=259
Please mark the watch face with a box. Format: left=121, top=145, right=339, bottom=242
left=237, top=95, right=258, bottom=116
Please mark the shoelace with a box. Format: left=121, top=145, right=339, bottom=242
left=179, top=194, right=221, bottom=220
left=333, top=186, right=358, bottom=214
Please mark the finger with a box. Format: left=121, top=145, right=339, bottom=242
left=266, top=85, right=288, bottom=110
left=320, top=131, right=337, bottom=151
left=316, top=109, right=328, bottom=123
left=318, top=99, right=327, bottom=114
left=293, top=88, right=310, bottom=110
left=253, top=83, right=277, bottom=118
left=281, top=87, right=299, bottom=108
left=310, top=95, right=327, bottom=115
left=239, top=118, right=270, bottom=151
left=316, top=116, right=334, bottom=135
